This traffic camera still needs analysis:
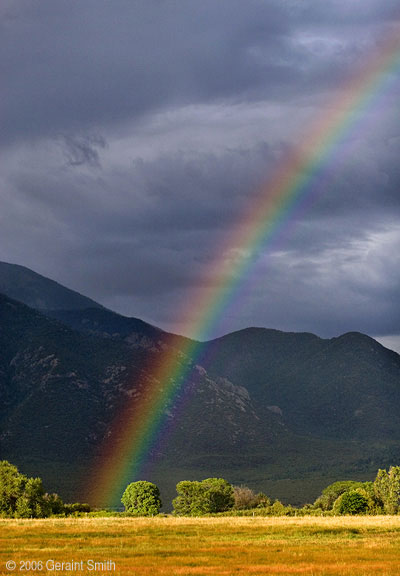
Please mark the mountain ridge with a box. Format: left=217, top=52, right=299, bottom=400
left=0, top=291, right=283, bottom=505
left=0, top=261, right=104, bottom=311
left=1, top=262, right=400, bottom=507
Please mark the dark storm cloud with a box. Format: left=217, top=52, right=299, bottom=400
left=3, top=0, right=393, bottom=145
left=1, top=0, right=400, bottom=350
left=1, top=142, right=275, bottom=291
left=59, top=134, right=107, bottom=167
left=1, top=0, right=288, bottom=143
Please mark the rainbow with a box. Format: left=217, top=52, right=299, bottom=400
left=90, top=23, right=400, bottom=508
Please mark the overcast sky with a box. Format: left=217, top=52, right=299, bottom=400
left=1, top=1, right=400, bottom=351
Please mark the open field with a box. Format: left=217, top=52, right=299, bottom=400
left=1, top=516, right=400, bottom=575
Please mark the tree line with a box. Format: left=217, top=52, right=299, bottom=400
left=0, top=461, right=90, bottom=518
left=122, top=468, right=400, bottom=517
left=1, top=460, right=400, bottom=518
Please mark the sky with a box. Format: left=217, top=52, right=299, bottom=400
left=1, top=0, right=400, bottom=351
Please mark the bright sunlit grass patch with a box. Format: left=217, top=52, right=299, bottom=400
left=1, top=516, right=400, bottom=575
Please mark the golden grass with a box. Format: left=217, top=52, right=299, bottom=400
left=1, top=516, right=400, bottom=575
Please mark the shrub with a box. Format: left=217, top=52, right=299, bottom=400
left=121, top=481, right=161, bottom=516
left=314, top=481, right=363, bottom=511
left=333, top=490, right=369, bottom=515
left=256, top=492, right=272, bottom=508
left=233, top=486, right=271, bottom=510
left=268, top=500, right=287, bottom=516
left=233, top=485, right=258, bottom=510
left=63, top=502, right=91, bottom=516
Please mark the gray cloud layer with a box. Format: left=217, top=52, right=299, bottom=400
left=1, top=0, right=400, bottom=350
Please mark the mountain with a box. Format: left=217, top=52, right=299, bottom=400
left=1, top=262, right=400, bottom=508
left=0, top=293, right=281, bottom=506
left=0, top=261, right=104, bottom=311
left=0, top=260, right=189, bottom=350
left=202, top=327, right=400, bottom=440
left=45, top=307, right=191, bottom=352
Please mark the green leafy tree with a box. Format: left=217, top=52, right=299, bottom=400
left=121, top=481, right=161, bottom=516
left=0, top=461, right=26, bottom=517
left=172, top=481, right=204, bottom=515
left=173, top=478, right=234, bottom=516
left=314, top=481, right=363, bottom=511
left=356, top=482, right=382, bottom=515
left=374, top=466, right=400, bottom=514
left=269, top=499, right=287, bottom=516
left=15, top=477, right=50, bottom=518
left=44, top=493, right=64, bottom=515
left=0, top=461, right=58, bottom=518
left=256, top=492, right=272, bottom=508
left=333, top=490, right=369, bottom=515
left=204, top=478, right=235, bottom=513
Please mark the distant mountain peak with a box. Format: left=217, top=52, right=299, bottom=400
left=0, top=261, right=104, bottom=311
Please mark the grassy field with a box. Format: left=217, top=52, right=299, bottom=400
left=1, top=516, right=400, bottom=575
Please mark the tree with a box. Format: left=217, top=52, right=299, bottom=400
left=173, top=478, right=234, bottom=516
left=203, top=478, right=235, bottom=513
left=0, top=461, right=26, bottom=517
left=172, top=481, right=206, bottom=516
left=314, top=481, right=363, bottom=511
left=14, top=477, right=50, bottom=518
left=233, top=485, right=258, bottom=510
left=0, top=461, right=56, bottom=518
left=233, top=485, right=271, bottom=510
left=333, top=490, right=369, bottom=515
left=255, top=492, right=272, bottom=508
left=121, top=481, right=161, bottom=516
left=374, top=467, right=400, bottom=514
left=45, top=493, right=64, bottom=515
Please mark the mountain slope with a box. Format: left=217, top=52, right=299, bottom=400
left=0, top=261, right=190, bottom=351
left=0, top=293, right=282, bottom=505
left=45, top=307, right=191, bottom=353
left=0, top=261, right=104, bottom=311
left=202, top=327, right=400, bottom=440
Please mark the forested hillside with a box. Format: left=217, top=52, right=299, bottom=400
left=1, top=263, right=400, bottom=507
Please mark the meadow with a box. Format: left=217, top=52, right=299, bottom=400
left=1, top=516, right=400, bottom=575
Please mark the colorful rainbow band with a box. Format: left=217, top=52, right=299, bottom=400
left=90, top=23, right=400, bottom=509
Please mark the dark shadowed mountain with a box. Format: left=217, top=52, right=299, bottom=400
left=0, top=261, right=104, bottom=311
left=45, top=307, right=191, bottom=353
left=47, top=307, right=164, bottom=341
left=1, top=263, right=400, bottom=507
left=0, top=292, right=281, bottom=506
left=0, top=260, right=190, bottom=351
left=202, top=328, right=400, bottom=440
